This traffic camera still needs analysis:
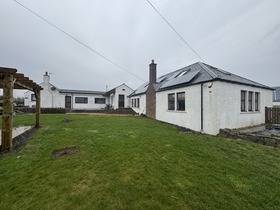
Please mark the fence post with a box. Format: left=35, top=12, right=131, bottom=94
left=265, top=107, right=272, bottom=129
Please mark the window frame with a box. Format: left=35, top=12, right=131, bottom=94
left=136, top=98, right=140, bottom=108
left=176, top=92, right=185, bottom=111
left=94, top=98, right=106, bottom=104
left=241, top=90, right=247, bottom=112
left=168, top=93, right=175, bottom=110
left=131, top=99, right=134, bottom=108
left=255, top=92, right=260, bottom=111
left=248, top=91, right=253, bottom=111
left=31, top=94, right=36, bottom=101
left=75, top=97, right=88, bottom=104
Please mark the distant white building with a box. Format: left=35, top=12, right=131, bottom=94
left=130, top=61, right=273, bottom=135
left=24, top=72, right=133, bottom=110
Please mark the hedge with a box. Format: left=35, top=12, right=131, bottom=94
left=16, top=107, right=67, bottom=114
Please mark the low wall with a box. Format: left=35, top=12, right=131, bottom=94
left=219, top=129, right=280, bottom=147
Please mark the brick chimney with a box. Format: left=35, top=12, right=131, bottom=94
left=43, top=71, right=50, bottom=84
left=149, top=59, right=157, bottom=84
left=146, top=60, right=157, bottom=119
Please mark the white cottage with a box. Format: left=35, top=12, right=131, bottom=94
left=24, top=72, right=133, bottom=110
left=130, top=60, right=273, bottom=135
left=104, top=84, right=134, bottom=109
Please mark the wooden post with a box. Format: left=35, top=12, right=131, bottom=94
left=34, top=88, right=41, bottom=127
left=1, top=73, right=14, bottom=152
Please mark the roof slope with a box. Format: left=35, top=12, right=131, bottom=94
left=273, top=87, right=280, bottom=102
left=131, top=62, right=273, bottom=96
left=58, top=89, right=105, bottom=95
left=46, top=82, right=105, bottom=95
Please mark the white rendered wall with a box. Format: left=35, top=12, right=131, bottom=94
left=205, top=81, right=273, bottom=134
left=109, top=94, right=115, bottom=108
left=111, top=84, right=134, bottom=109
left=24, top=91, right=36, bottom=107
left=131, top=94, right=146, bottom=115
left=156, top=84, right=201, bottom=132
left=24, top=89, right=107, bottom=109
left=71, top=94, right=107, bottom=110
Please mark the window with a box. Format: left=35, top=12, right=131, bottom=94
left=131, top=99, right=134, bottom=107
left=75, top=97, right=88, bottom=104
left=248, top=91, right=253, bottom=111
left=95, top=98, right=106, bottom=104
left=168, top=93, right=175, bottom=110
left=241, top=90, right=260, bottom=112
left=31, top=94, right=36, bottom=101
left=255, top=92, right=260, bottom=111
left=132, top=98, right=139, bottom=108
left=177, top=92, right=185, bottom=111
left=241, top=90, right=246, bottom=112
left=131, top=98, right=140, bottom=108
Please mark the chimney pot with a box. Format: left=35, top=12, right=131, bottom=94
left=43, top=71, right=50, bottom=84
left=149, top=60, right=157, bottom=84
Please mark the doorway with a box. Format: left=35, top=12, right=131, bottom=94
left=65, top=96, right=72, bottom=109
left=118, top=94, right=125, bottom=108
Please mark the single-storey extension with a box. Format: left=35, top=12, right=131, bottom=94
left=24, top=72, right=133, bottom=110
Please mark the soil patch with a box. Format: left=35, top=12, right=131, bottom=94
left=63, top=118, right=73, bottom=123
left=52, top=146, right=80, bottom=159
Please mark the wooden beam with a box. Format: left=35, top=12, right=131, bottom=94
left=14, top=81, right=34, bottom=91
left=14, top=73, right=24, bottom=78
left=0, top=67, right=17, bottom=74
left=1, top=73, right=14, bottom=152
left=34, top=88, right=41, bottom=127
left=16, top=77, right=29, bottom=81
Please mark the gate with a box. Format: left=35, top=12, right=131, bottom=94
left=265, top=107, right=280, bottom=125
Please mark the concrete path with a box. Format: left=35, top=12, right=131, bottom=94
left=0, top=126, right=32, bottom=145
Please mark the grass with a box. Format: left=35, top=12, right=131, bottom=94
left=0, top=114, right=280, bottom=209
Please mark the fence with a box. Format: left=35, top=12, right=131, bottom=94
left=265, top=107, right=280, bottom=125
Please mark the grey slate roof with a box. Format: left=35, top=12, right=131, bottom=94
left=45, top=83, right=105, bottom=95
left=130, top=62, right=273, bottom=96
left=58, top=88, right=105, bottom=95
left=273, top=87, right=280, bottom=102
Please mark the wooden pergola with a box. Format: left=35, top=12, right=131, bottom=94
left=0, top=67, right=42, bottom=152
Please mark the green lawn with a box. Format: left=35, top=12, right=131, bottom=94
left=0, top=114, right=280, bottom=209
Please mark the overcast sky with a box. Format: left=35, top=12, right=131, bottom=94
left=0, top=0, right=279, bottom=97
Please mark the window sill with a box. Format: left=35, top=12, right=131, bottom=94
left=167, top=110, right=186, bottom=113
left=240, top=111, right=261, bottom=114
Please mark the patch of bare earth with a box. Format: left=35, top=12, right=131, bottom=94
left=52, top=147, right=80, bottom=159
